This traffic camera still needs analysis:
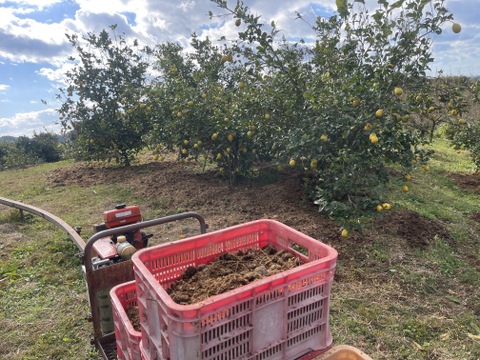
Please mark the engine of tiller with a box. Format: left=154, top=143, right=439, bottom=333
left=91, top=203, right=151, bottom=268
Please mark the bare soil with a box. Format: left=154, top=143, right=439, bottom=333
left=447, top=172, right=480, bottom=194
left=46, top=159, right=478, bottom=247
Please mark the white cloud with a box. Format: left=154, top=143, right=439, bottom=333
left=37, top=62, right=75, bottom=83
left=0, top=84, right=10, bottom=92
left=0, top=108, right=60, bottom=137
left=0, top=6, right=72, bottom=63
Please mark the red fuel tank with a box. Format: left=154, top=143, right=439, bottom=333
left=103, top=205, right=142, bottom=228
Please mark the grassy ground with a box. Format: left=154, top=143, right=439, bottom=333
left=331, top=139, right=480, bottom=359
left=0, top=139, right=479, bottom=359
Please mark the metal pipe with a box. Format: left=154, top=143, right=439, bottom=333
left=0, top=196, right=86, bottom=251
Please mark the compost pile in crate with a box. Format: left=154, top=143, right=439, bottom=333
left=167, top=245, right=302, bottom=305
left=126, top=245, right=303, bottom=330
left=126, top=306, right=141, bottom=332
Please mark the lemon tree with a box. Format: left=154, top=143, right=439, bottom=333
left=211, top=0, right=456, bottom=230
left=149, top=34, right=278, bottom=184
left=56, top=26, right=152, bottom=166
left=450, top=81, right=480, bottom=171
left=407, top=74, right=470, bottom=143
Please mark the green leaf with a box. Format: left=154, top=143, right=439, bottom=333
left=446, top=295, right=462, bottom=304
left=336, top=0, right=349, bottom=18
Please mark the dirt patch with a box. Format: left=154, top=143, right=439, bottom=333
left=46, top=161, right=341, bottom=244
left=46, top=161, right=458, bottom=252
left=471, top=212, right=480, bottom=222
left=446, top=172, right=480, bottom=194
left=0, top=223, right=24, bottom=252
left=374, top=209, right=451, bottom=249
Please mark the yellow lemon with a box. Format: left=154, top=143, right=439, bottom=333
left=310, top=159, right=318, bottom=170
left=227, top=134, right=234, bottom=142
left=352, top=98, right=361, bottom=107
left=458, top=119, right=466, bottom=125
left=289, top=159, right=296, bottom=167
left=394, top=87, right=403, bottom=96
left=341, top=228, right=348, bottom=238
left=424, top=165, right=430, bottom=171
left=376, top=204, right=383, bottom=213
left=181, top=148, right=187, bottom=155
left=264, top=113, right=271, bottom=120
left=369, top=133, right=379, bottom=144
left=375, top=109, right=383, bottom=118
left=364, top=123, right=372, bottom=131
left=382, top=203, right=392, bottom=210
left=221, top=54, right=233, bottom=62
left=320, top=134, right=329, bottom=142
left=402, top=185, right=409, bottom=193
left=452, top=23, right=461, bottom=34
left=211, top=133, right=218, bottom=141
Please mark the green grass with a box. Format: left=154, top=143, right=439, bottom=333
left=330, top=139, right=480, bottom=359
left=389, top=139, right=479, bottom=226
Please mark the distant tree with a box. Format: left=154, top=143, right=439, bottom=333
left=11, top=132, right=62, bottom=165
left=56, top=25, right=152, bottom=166
left=14, top=136, right=39, bottom=164
left=0, top=143, right=8, bottom=170
left=0, top=140, right=28, bottom=170
left=31, top=132, right=62, bottom=163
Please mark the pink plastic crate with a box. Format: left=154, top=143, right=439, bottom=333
left=139, top=340, right=150, bottom=360
left=132, top=219, right=338, bottom=360
left=110, top=281, right=142, bottom=360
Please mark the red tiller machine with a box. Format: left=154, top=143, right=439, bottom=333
left=81, top=204, right=207, bottom=359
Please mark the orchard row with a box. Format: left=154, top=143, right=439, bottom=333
left=55, top=0, right=477, bottom=231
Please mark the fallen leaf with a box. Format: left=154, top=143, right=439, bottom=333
left=446, top=295, right=462, bottom=304
left=467, top=333, right=480, bottom=341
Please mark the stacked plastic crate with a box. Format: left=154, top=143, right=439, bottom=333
left=110, top=281, right=142, bottom=360
left=111, top=219, right=339, bottom=360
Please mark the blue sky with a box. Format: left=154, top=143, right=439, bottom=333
left=0, top=0, right=478, bottom=137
